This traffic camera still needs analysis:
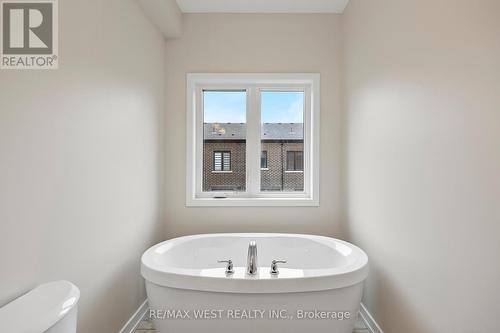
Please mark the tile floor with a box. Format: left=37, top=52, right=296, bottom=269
left=134, top=312, right=370, bottom=333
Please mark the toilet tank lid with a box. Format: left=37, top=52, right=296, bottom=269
left=0, top=280, right=80, bottom=333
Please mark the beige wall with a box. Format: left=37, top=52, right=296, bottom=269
left=164, top=14, right=343, bottom=237
left=0, top=0, right=165, bottom=332
left=342, top=0, right=500, bottom=332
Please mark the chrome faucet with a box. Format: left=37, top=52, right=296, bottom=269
left=246, top=240, right=258, bottom=275
left=217, top=259, right=234, bottom=274
left=270, top=259, right=287, bottom=275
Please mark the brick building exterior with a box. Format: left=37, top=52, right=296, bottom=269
left=203, top=141, right=247, bottom=191
left=203, top=123, right=304, bottom=192
left=260, top=141, right=304, bottom=191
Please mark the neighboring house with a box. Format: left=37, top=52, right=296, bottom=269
left=203, top=123, right=304, bottom=192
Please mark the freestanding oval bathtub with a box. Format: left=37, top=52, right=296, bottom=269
left=141, top=233, right=368, bottom=333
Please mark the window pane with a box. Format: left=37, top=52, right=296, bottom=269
left=261, top=151, right=268, bottom=169
left=287, top=151, right=295, bottom=171
left=223, top=152, right=231, bottom=171
left=203, top=91, right=246, bottom=192
left=260, top=91, right=304, bottom=192
left=296, top=151, right=304, bottom=171
left=214, top=152, right=222, bottom=171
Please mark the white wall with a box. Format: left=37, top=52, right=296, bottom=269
left=0, top=0, right=165, bottom=332
left=136, top=0, right=183, bottom=39
left=164, top=14, right=343, bottom=237
left=342, top=0, right=500, bottom=332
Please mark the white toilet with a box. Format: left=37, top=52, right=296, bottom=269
left=0, top=280, right=80, bottom=333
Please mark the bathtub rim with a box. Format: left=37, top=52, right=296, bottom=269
left=141, top=233, right=368, bottom=293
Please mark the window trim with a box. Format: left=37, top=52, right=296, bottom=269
left=186, top=73, right=320, bottom=207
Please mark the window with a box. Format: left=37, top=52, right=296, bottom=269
left=261, top=151, right=268, bottom=169
left=214, top=151, right=231, bottom=171
left=186, top=73, right=320, bottom=206
left=286, top=151, right=303, bottom=171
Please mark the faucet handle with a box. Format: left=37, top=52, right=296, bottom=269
left=270, top=260, right=287, bottom=275
left=217, top=260, right=234, bottom=274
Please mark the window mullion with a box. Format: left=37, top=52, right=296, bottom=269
left=246, top=86, right=261, bottom=196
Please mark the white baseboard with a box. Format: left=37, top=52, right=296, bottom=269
left=359, top=303, right=384, bottom=333
left=118, top=299, right=149, bottom=333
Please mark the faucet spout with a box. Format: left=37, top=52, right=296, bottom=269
left=246, top=240, right=258, bottom=275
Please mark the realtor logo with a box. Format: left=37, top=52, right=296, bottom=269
left=1, top=0, right=58, bottom=69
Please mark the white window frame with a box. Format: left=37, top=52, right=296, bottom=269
left=186, top=73, right=320, bottom=207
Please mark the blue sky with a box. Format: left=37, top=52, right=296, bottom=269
left=203, top=91, right=304, bottom=123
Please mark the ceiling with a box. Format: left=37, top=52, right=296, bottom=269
left=176, top=0, right=350, bottom=14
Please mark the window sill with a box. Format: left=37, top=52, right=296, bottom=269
left=260, top=168, right=269, bottom=171
left=285, top=170, right=304, bottom=173
left=211, top=171, right=233, bottom=173
left=186, top=197, right=319, bottom=207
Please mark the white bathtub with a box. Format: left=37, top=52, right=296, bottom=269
left=141, top=233, right=368, bottom=333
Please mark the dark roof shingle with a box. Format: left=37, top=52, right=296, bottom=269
left=203, top=123, right=303, bottom=140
